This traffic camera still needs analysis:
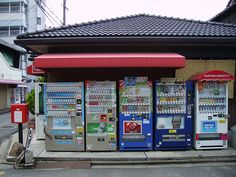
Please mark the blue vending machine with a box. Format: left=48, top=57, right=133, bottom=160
left=154, top=79, right=193, bottom=150
left=119, top=77, right=153, bottom=151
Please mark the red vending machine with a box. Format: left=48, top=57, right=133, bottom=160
left=190, top=70, right=234, bottom=149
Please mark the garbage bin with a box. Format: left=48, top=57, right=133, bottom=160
left=230, top=125, right=236, bottom=149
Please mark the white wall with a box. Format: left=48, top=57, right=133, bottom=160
left=0, top=52, right=22, bottom=82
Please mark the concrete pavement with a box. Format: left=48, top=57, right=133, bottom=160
left=2, top=128, right=236, bottom=166
left=1, top=111, right=236, bottom=166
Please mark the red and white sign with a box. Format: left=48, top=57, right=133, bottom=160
left=190, top=70, right=235, bottom=82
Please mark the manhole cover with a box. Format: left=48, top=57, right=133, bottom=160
left=1, top=125, right=15, bottom=128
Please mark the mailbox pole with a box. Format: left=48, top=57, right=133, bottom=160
left=18, top=123, right=23, bottom=144
left=19, top=83, right=26, bottom=144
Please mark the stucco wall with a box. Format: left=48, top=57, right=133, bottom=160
left=175, top=60, right=235, bottom=98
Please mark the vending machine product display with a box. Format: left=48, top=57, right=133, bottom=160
left=44, top=82, right=85, bottom=151
left=85, top=81, right=117, bottom=151
left=154, top=79, right=193, bottom=150
left=119, top=77, right=153, bottom=151
left=190, top=70, right=234, bottom=149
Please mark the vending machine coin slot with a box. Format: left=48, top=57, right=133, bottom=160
left=109, top=117, right=115, bottom=121
left=218, top=114, right=224, bottom=118
left=97, top=137, right=105, bottom=142
left=131, top=116, right=136, bottom=120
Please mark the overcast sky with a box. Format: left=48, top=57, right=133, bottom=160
left=45, top=0, right=230, bottom=27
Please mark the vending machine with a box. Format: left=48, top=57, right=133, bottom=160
left=154, top=78, right=193, bottom=150
left=85, top=81, right=117, bottom=151
left=44, top=82, right=85, bottom=151
left=190, top=70, right=234, bottom=150
left=119, top=77, right=153, bottom=151
left=35, top=82, right=45, bottom=140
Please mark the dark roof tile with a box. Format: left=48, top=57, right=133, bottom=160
left=17, top=14, right=236, bottom=39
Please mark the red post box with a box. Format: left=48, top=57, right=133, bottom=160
left=11, top=104, right=29, bottom=123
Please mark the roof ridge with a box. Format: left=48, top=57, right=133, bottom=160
left=147, top=13, right=236, bottom=27
left=67, top=14, right=148, bottom=27
left=16, top=13, right=236, bottom=40
left=17, top=14, right=148, bottom=39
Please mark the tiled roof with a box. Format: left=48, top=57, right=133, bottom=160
left=17, top=14, right=236, bottom=39
left=210, top=0, right=236, bottom=21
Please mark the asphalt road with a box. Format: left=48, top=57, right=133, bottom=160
left=0, top=112, right=18, bottom=143
left=0, top=162, right=236, bottom=177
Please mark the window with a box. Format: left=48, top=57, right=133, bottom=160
left=10, top=2, right=21, bottom=13
left=10, top=26, right=20, bottom=36
left=0, top=27, right=9, bottom=37
left=37, top=17, right=41, bottom=25
left=1, top=51, right=14, bottom=67
left=0, top=3, right=9, bottom=13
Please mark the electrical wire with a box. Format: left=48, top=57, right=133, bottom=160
left=40, top=0, right=63, bottom=25
left=34, top=0, right=61, bottom=26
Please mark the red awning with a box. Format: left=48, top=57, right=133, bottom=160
left=189, top=70, right=235, bottom=82
left=27, top=61, right=45, bottom=76
left=34, top=53, right=185, bottom=69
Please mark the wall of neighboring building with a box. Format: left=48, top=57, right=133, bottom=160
left=0, top=0, right=27, bottom=44
left=27, top=0, right=46, bottom=33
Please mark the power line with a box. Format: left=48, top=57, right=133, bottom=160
left=34, top=0, right=59, bottom=26
left=40, top=0, right=63, bottom=25
left=34, top=0, right=61, bottom=26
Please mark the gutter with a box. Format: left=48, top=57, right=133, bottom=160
left=14, top=36, right=236, bottom=48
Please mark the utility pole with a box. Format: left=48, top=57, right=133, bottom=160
left=63, top=0, right=67, bottom=25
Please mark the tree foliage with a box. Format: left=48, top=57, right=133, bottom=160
left=26, top=77, right=46, bottom=115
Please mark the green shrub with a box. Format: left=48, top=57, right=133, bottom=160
left=26, top=89, right=35, bottom=115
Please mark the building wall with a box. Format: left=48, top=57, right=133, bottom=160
left=0, top=84, right=8, bottom=110
left=0, top=0, right=46, bottom=43
left=27, top=0, right=46, bottom=33
left=47, top=68, right=175, bottom=82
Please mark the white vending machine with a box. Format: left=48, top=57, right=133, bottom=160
left=190, top=70, right=234, bottom=149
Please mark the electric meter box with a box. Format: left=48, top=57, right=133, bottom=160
left=11, top=103, right=29, bottom=123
